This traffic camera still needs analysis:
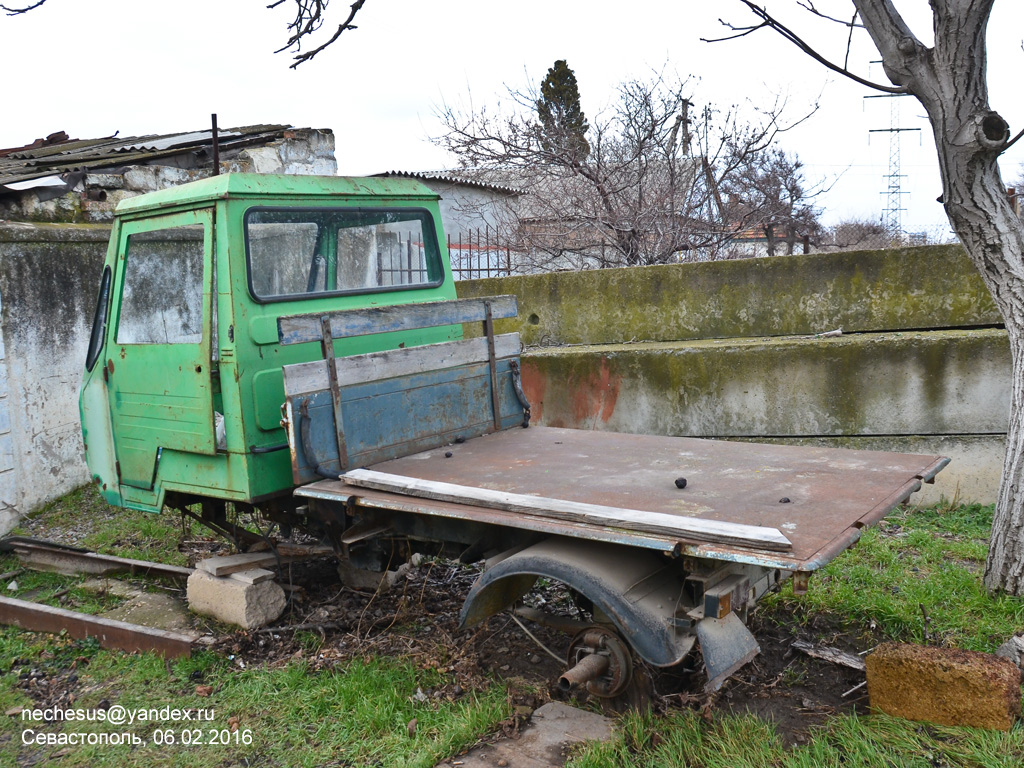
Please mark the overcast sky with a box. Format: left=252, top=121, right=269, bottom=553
left=3, top=1, right=1022, bottom=233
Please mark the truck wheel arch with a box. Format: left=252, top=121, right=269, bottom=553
left=459, top=537, right=697, bottom=668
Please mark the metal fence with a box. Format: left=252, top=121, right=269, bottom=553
left=447, top=227, right=512, bottom=280
left=377, top=230, right=431, bottom=286
left=443, top=221, right=965, bottom=280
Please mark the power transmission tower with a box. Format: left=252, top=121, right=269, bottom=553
left=865, top=92, right=920, bottom=239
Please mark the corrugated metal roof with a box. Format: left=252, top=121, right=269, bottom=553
left=374, top=170, right=522, bottom=196
left=0, top=124, right=291, bottom=189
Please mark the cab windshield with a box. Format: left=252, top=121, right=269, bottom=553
left=245, top=207, right=444, bottom=302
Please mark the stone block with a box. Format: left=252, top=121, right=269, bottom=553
left=865, top=642, right=1022, bottom=730
left=187, top=569, right=285, bottom=629
left=995, top=635, right=1024, bottom=672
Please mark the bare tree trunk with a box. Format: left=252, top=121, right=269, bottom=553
left=850, top=0, right=1024, bottom=593
left=763, top=224, right=777, bottom=257
left=944, top=153, right=1024, bottom=594
left=988, top=330, right=1024, bottom=593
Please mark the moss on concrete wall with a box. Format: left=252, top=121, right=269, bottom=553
left=459, top=245, right=999, bottom=346
left=522, top=329, right=1009, bottom=438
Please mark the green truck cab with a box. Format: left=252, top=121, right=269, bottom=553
left=79, top=173, right=458, bottom=516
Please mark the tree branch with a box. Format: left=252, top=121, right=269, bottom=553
left=1002, top=126, right=1024, bottom=155
left=273, top=0, right=367, bottom=68
left=797, top=1, right=863, bottom=28
left=1, top=0, right=47, bottom=15
left=705, top=1, right=906, bottom=94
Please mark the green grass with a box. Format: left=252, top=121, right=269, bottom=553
left=1, top=636, right=509, bottom=768
left=0, top=566, right=127, bottom=614
left=761, top=502, right=1024, bottom=652
left=569, top=710, right=1024, bottom=768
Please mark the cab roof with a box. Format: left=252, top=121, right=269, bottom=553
left=115, top=173, right=440, bottom=216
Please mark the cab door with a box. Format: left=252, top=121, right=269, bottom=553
left=106, top=209, right=216, bottom=490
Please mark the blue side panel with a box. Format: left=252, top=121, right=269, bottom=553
left=291, top=360, right=525, bottom=482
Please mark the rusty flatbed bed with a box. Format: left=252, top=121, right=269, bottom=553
left=297, top=426, right=948, bottom=573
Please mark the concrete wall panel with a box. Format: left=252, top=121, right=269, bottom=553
left=523, top=330, right=1009, bottom=439
left=460, top=245, right=999, bottom=346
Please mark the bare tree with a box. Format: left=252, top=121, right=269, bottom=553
left=709, top=1, right=1024, bottom=595
left=822, top=216, right=888, bottom=251
left=719, top=147, right=825, bottom=256
left=0, top=0, right=46, bottom=14
left=437, top=68, right=815, bottom=271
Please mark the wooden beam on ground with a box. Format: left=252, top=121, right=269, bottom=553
left=792, top=640, right=867, bottom=671
left=0, top=596, right=196, bottom=658
left=197, top=553, right=279, bottom=577
left=12, top=541, right=193, bottom=579
left=341, top=469, right=793, bottom=552
left=227, top=568, right=275, bottom=585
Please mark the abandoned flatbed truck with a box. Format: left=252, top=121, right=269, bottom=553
left=79, top=173, right=948, bottom=696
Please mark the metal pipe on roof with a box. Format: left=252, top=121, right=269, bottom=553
left=211, top=114, right=220, bottom=176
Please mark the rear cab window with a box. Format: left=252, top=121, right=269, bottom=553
left=244, top=207, right=445, bottom=302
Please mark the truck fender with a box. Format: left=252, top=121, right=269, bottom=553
left=459, top=537, right=696, bottom=667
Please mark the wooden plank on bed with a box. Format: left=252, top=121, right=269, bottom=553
left=340, top=468, right=793, bottom=552
left=283, top=333, right=521, bottom=396
left=278, top=295, right=519, bottom=345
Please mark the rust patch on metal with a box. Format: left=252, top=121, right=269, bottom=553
left=0, top=595, right=195, bottom=658
left=520, top=360, right=547, bottom=423
left=570, top=357, right=621, bottom=424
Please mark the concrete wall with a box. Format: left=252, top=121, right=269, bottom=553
left=459, top=245, right=1008, bottom=505
left=0, top=223, right=109, bottom=533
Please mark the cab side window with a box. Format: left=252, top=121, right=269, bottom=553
left=116, top=226, right=204, bottom=345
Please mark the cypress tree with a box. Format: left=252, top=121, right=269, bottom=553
left=536, top=60, right=590, bottom=161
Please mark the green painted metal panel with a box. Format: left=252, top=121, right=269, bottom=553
left=106, top=208, right=216, bottom=489
left=221, top=190, right=460, bottom=501
left=115, top=173, right=439, bottom=217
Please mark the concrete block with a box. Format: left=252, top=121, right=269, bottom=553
left=187, top=569, right=285, bottom=629
left=229, top=568, right=275, bottom=585
left=865, top=642, right=1022, bottom=730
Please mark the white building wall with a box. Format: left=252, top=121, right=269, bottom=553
left=0, top=224, right=109, bottom=535
left=0, top=292, right=15, bottom=534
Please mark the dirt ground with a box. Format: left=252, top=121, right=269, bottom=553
left=8, top=529, right=877, bottom=748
